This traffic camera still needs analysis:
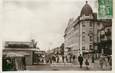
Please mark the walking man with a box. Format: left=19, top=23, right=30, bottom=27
left=66, top=55, right=68, bottom=63
left=78, top=54, right=84, bottom=68
left=99, top=55, right=105, bottom=69
left=92, top=55, right=95, bottom=63
left=62, top=55, right=64, bottom=63
left=85, top=58, right=89, bottom=70
left=73, top=55, right=76, bottom=63
left=109, top=56, right=112, bottom=69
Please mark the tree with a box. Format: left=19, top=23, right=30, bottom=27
left=31, top=39, right=37, bottom=48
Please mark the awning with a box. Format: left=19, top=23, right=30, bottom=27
left=6, top=52, right=24, bottom=57
left=17, top=52, right=30, bottom=56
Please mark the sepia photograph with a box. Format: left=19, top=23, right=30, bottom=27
left=1, top=0, right=112, bottom=71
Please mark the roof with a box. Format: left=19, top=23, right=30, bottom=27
left=3, top=48, right=40, bottom=51
left=4, top=52, right=24, bottom=57
left=4, top=41, right=33, bottom=48
left=80, top=1, right=93, bottom=16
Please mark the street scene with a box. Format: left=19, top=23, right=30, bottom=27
left=2, top=0, right=112, bottom=71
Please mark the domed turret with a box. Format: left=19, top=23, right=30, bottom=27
left=80, top=1, right=93, bottom=16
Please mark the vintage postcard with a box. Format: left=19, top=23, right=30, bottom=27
left=1, top=0, right=113, bottom=71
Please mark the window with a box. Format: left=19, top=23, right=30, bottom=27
left=82, top=39, right=85, bottom=42
left=82, top=24, right=85, bottom=27
left=82, top=36, right=85, bottom=39
left=82, top=32, right=85, bottom=34
left=82, top=47, right=85, bottom=50
left=90, top=36, right=93, bottom=41
left=82, top=36, right=85, bottom=42
left=89, top=45, right=93, bottom=50
left=90, top=23, right=92, bottom=27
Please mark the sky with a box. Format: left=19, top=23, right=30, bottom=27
left=0, top=0, right=97, bottom=51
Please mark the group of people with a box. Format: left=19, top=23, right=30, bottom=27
left=2, top=57, right=16, bottom=71
left=46, top=55, right=61, bottom=63
left=45, top=54, right=112, bottom=70
left=65, top=54, right=76, bottom=63
left=45, top=54, right=76, bottom=64
left=78, top=54, right=90, bottom=69
left=99, top=55, right=112, bottom=70
left=2, top=55, right=26, bottom=71
left=78, top=54, right=90, bottom=70
left=77, top=54, right=112, bottom=70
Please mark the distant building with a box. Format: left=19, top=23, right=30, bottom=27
left=64, top=1, right=112, bottom=57
left=33, top=51, right=46, bottom=64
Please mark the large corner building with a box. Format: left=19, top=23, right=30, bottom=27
left=64, top=1, right=112, bottom=57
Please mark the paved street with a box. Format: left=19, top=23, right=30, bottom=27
left=26, top=60, right=112, bottom=71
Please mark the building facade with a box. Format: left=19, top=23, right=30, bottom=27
left=96, top=19, right=112, bottom=55
left=3, top=40, right=39, bottom=65
left=64, top=1, right=112, bottom=57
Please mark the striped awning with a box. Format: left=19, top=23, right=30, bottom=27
left=3, top=52, right=30, bottom=57
left=6, top=52, right=24, bottom=57
left=17, top=52, right=30, bottom=56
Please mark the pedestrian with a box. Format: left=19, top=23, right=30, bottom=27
left=12, top=58, right=17, bottom=71
left=49, top=57, right=52, bottom=64
left=104, top=56, right=108, bottom=69
left=52, top=56, right=55, bottom=63
left=99, top=56, right=105, bottom=69
left=92, top=55, right=95, bottom=63
left=46, top=57, right=48, bottom=64
left=109, top=56, right=112, bottom=69
left=62, top=55, right=64, bottom=63
left=73, top=55, right=76, bottom=63
left=78, top=54, right=84, bottom=68
left=2, top=56, right=7, bottom=71
left=66, top=55, right=68, bottom=63
left=69, top=55, right=72, bottom=63
left=57, top=56, right=59, bottom=63
left=85, top=59, right=89, bottom=70
left=107, top=55, right=110, bottom=62
left=5, top=59, right=13, bottom=71
left=22, top=57, right=26, bottom=70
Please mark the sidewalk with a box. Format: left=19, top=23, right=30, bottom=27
left=50, top=60, right=112, bottom=71
left=88, top=59, right=111, bottom=71
left=26, top=60, right=112, bottom=71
